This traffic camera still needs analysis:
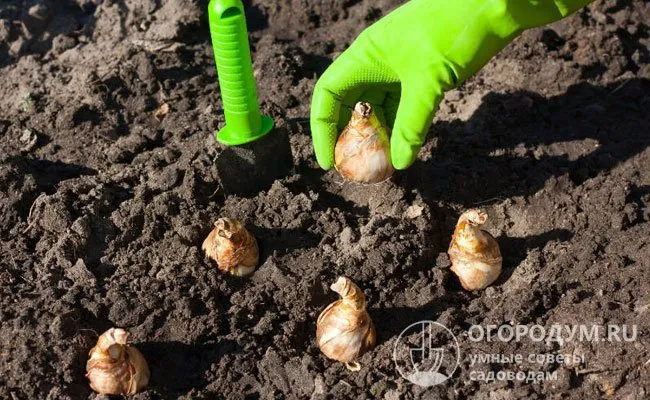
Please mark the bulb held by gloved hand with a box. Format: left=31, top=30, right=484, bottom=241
left=448, top=209, right=502, bottom=291
left=86, top=328, right=150, bottom=396
left=316, top=276, right=376, bottom=371
left=335, top=102, right=395, bottom=184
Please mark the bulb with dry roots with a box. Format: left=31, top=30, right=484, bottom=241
left=202, top=218, right=259, bottom=276
left=448, top=209, right=502, bottom=291
left=334, top=102, right=395, bottom=184
left=86, top=328, right=150, bottom=396
left=316, top=276, right=376, bottom=371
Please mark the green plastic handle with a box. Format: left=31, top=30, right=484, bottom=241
left=208, top=0, right=273, bottom=145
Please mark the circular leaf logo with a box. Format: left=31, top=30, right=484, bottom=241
left=393, top=321, right=460, bottom=387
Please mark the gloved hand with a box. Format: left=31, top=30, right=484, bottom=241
left=310, top=0, right=593, bottom=170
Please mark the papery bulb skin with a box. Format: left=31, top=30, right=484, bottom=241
left=86, top=328, right=150, bottom=395
left=202, top=218, right=259, bottom=276
left=334, top=102, right=395, bottom=184
left=316, top=276, right=376, bottom=371
left=448, top=209, right=502, bottom=291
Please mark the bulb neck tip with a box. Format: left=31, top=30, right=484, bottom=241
left=353, top=102, right=372, bottom=118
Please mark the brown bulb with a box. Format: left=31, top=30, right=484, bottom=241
left=202, top=218, right=259, bottom=276
left=86, top=328, right=149, bottom=396
left=334, top=102, right=395, bottom=184
left=316, top=276, right=376, bottom=371
left=448, top=209, right=502, bottom=291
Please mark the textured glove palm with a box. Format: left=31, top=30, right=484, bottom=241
left=310, top=0, right=593, bottom=170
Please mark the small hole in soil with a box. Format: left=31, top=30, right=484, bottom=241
left=72, top=104, right=100, bottom=125
left=444, top=274, right=466, bottom=292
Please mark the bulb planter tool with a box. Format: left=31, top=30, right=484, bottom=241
left=208, top=0, right=273, bottom=145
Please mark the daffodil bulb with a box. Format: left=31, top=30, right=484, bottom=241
left=316, top=276, right=376, bottom=371
left=86, top=328, right=149, bottom=396
left=448, top=209, right=502, bottom=291
left=202, top=218, right=259, bottom=276
left=335, top=102, right=395, bottom=184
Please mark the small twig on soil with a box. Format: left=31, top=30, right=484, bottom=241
left=94, top=83, right=109, bottom=93
left=644, top=358, right=650, bottom=367
left=473, top=196, right=505, bottom=205
left=78, top=328, right=99, bottom=338
left=131, top=39, right=181, bottom=53
left=95, top=130, right=117, bottom=142
left=22, top=193, right=47, bottom=234
left=609, top=80, right=630, bottom=96
left=158, top=86, right=168, bottom=103
left=607, top=299, right=634, bottom=308
left=575, top=368, right=607, bottom=375
left=87, top=54, right=128, bottom=86
left=27, top=193, right=45, bottom=220
left=209, top=185, right=222, bottom=199
left=338, top=380, right=352, bottom=388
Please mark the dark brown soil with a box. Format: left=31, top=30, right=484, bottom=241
left=1, top=0, right=649, bottom=399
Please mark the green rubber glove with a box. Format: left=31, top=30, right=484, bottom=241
left=310, top=0, right=593, bottom=170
